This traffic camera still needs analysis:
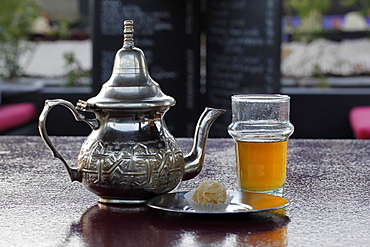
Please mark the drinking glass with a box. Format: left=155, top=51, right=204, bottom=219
left=228, top=94, right=294, bottom=196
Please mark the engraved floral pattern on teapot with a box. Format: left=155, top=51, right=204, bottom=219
left=78, top=138, right=184, bottom=195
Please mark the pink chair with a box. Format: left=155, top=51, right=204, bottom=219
left=349, top=106, right=370, bottom=139
left=0, top=103, right=37, bottom=133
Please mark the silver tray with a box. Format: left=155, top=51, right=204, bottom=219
left=147, top=190, right=289, bottom=214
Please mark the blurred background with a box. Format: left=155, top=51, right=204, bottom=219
left=1, top=0, right=370, bottom=138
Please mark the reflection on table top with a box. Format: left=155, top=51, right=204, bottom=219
left=0, top=136, right=369, bottom=246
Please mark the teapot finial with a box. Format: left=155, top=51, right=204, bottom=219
left=81, top=19, right=175, bottom=110
left=123, top=20, right=134, bottom=48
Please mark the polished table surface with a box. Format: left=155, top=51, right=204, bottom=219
left=0, top=136, right=369, bottom=246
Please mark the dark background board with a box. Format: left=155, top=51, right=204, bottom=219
left=205, top=0, right=282, bottom=137
left=91, top=0, right=201, bottom=137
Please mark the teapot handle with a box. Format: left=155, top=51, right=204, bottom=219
left=38, top=99, right=99, bottom=182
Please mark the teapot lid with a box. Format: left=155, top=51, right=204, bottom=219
left=84, top=20, right=175, bottom=111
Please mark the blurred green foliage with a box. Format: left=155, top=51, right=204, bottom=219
left=63, top=52, right=91, bottom=87
left=0, top=0, right=41, bottom=80
left=283, top=0, right=332, bottom=42
left=283, top=0, right=332, bottom=18
left=340, top=0, right=370, bottom=16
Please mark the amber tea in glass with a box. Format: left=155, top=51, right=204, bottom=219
left=228, top=95, right=294, bottom=196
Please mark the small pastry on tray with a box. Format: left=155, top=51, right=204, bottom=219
left=184, top=180, right=234, bottom=212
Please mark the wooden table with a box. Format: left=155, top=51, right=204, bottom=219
left=0, top=136, right=369, bottom=246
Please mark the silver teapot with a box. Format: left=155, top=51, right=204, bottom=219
left=39, top=20, right=225, bottom=204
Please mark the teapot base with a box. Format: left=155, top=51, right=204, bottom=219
left=98, top=197, right=147, bottom=205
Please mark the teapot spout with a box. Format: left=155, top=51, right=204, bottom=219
left=183, top=107, right=226, bottom=180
